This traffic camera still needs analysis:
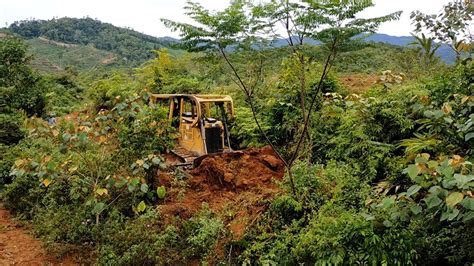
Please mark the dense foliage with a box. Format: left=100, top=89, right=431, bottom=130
left=239, top=64, right=474, bottom=264
left=1, top=0, right=473, bottom=264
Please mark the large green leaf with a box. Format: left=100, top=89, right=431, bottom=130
left=441, top=166, right=454, bottom=179
left=140, top=183, right=149, bottom=193
left=446, top=192, right=464, bottom=207
left=462, top=211, right=474, bottom=222
left=406, top=185, right=421, bottom=197
left=447, top=208, right=460, bottom=221
left=407, top=164, right=419, bottom=179
left=92, top=202, right=106, bottom=215
left=465, top=132, right=474, bottom=141
left=152, top=157, right=161, bottom=165
left=425, top=195, right=442, bottom=209
left=461, top=198, right=474, bottom=210
left=454, top=174, right=474, bottom=189
left=410, top=204, right=422, bottom=215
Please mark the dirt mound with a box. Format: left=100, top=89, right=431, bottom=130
left=340, top=74, right=378, bottom=93
left=156, top=146, right=285, bottom=239
left=190, top=146, right=285, bottom=191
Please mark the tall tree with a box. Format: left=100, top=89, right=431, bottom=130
left=0, top=38, right=45, bottom=117
left=253, top=0, right=402, bottom=167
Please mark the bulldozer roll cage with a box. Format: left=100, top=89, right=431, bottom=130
left=150, top=94, right=235, bottom=163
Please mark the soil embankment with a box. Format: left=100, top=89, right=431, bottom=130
left=158, top=146, right=286, bottom=239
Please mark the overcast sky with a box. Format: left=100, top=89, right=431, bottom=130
left=0, top=0, right=455, bottom=38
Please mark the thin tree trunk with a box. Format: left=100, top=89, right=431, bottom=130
left=218, top=46, right=296, bottom=194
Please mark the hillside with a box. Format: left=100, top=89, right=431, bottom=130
left=25, top=37, right=116, bottom=72
left=6, top=17, right=175, bottom=66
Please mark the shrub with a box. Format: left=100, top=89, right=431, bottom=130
left=428, top=61, right=473, bottom=104
left=86, top=72, right=136, bottom=111
left=182, top=205, right=224, bottom=258
left=98, top=210, right=182, bottom=265
left=293, top=206, right=417, bottom=264
left=1, top=93, right=176, bottom=263
left=97, top=206, right=225, bottom=265
left=0, top=110, right=25, bottom=146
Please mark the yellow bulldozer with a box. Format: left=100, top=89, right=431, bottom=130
left=151, top=94, right=235, bottom=166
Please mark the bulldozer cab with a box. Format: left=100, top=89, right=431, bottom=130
left=150, top=94, right=234, bottom=157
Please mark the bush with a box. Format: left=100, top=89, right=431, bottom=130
left=97, top=206, right=224, bottom=265
left=0, top=110, right=25, bottom=146
left=86, top=72, right=136, bottom=111
left=426, top=61, right=473, bottom=104
left=98, top=210, right=182, bottom=265
left=1, top=93, right=176, bottom=262
left=230, top=106, right=269, bottom=149
left=182, top=205, right=224, bottom=258
left=42, top=72, right=84, bottom=116
left=414, top=220, right=474, bottom=265
left=286, top=161, right=371, bottom=210
left=240, top=202, right=417, bottom=265
left=293, top=206, right=417, bottom=264
left=115, top=97, right=176, bottom=161
left=0, top=144, right=21, bottom=189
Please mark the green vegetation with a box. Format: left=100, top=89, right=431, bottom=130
left=1, top=0, right=473, bottom=264
left=26, top=37, right=114, bottom=72
left=3, top=17, right=178, bottom=73
left=8, top=17, right=174, bottom=64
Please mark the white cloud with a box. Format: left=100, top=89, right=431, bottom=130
left=0, top=0, right=456, bottom=37
left=362, top=0, right=453, bottom=36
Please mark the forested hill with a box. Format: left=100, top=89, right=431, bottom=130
left=3, top=17, right=456, bottom=73
left=7, top=17, right=175, bottom=64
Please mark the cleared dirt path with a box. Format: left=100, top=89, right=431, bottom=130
left=0, top=204, right=74, bottom=265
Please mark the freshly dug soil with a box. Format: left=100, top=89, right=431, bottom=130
left=190, top=146, right=285, bottom=191
left=157, top=146, right=285, bottom=239
left=339, top=73, right=378, bottom=93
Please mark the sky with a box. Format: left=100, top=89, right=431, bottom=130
left=0, top=0, right=455, bottom=38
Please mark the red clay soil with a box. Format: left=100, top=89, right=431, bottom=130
left=339, top=74, right=379, bottom=94
left=0, top=204, right=76, bottom=265
left=157, top=146, right=285, bottom=240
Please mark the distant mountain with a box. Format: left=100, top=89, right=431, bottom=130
left=157, top=36, right=181, bottom=44
left=363, top=33, right=456, bottom=64
left=270, top=33, right=456, bottom=64
left=6, top=17, right=173, bottom=65
left=363, top=33, right=414, bottom=46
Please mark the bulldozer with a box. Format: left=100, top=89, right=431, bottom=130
left=150, top=94, right=235, bottom=167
